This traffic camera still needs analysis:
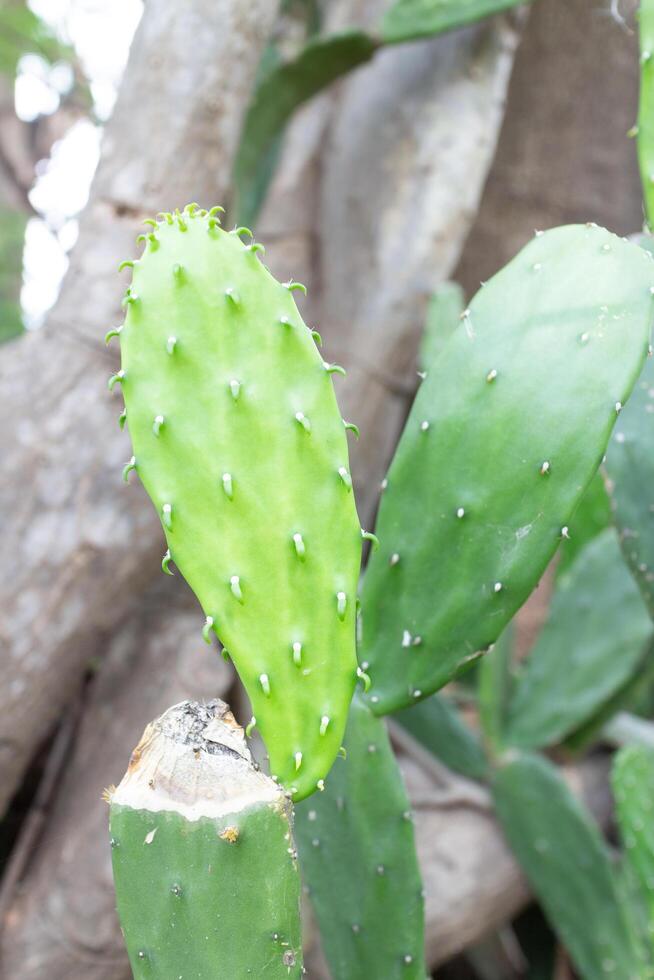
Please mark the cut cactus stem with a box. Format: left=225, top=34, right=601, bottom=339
left=109, top=700, right=303, bottom=979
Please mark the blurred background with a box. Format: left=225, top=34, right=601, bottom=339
left=0, top=0, right=649, bottom=977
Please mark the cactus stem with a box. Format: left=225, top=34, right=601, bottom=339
left=336, top=592, right=347, bottom=621
left=105, top=326, right=122, bottom=344
left=202, top=616, right=214, bottom=644
left=292, top=533, right=306, bottom=560
left=108, top=370, right=125, bottom=391
left=319, top=716, right=330, bottom=736
left=162, top=549, right=174, bottom=575
left=166, top=336, right=177, bottom=354
left=343, top=420, right=360, bottom=439
left=260, top=673, right=271, bottom=697
left=361, top=530, right=379, bottom=548
left=295, top=412, right=311, bottom=433
left=229, top=379, right=241, bottom=401
left=338, top=467, right=352, bottom=491
left=122, top=456, right=137, bottom=482
left=222, top=473, right=234, bottom=500
left=230, top=575, right=244, bottom=603
left=152, top=415, right=164, bottom=437
left=162, top=503, right=172, bottom=528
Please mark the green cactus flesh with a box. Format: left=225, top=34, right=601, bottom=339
left=109, top=700, right=303, bottom=979
left=639, top=1, right=654, bottom=231
left=418, top=281, right=465, bottom=374
left=295, top=694, right=425, bottom=979
left=504, top=529, right=653, bottom=750
left=360, top=225, right=654, bottom=715
left=395, top=694, right=487, bottom=780
left=613, top=745, right=654, bottom=941
left=605, top=349, right=654, bottom=620
left=493, top=752, right=644, bottom=980
left=113, top=207, right=362, bottom=800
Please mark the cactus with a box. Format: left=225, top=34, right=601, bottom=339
left=504, top=529, right=653, bottom=750
left=493, top=752, right=644, bottom=980
left=556, top=470, right=611, bottom=576
left=395, top=694, right=488, bottom=780
left=380, top=0, right=534, bottom=43
left=109, top=700, right=303, bottom=979
left=294, top=694, right=425, bottom=979
left=477, top=624, right=514, bottom=755
left=419, top=281, right=465, bottom=373
left=638, top=0, right=654, bottom=231
left=605, top=351, right=654, bottom=620
left=613, top=745, right=654, bottom=938
left=360, top=225, right=654, bottom=715
left=113, top=206, right=362, bottom=800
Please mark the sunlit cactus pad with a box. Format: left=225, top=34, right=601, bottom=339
left=111, top=205, right=362, bottom=799
left=360, top=224, right=654, bottom=714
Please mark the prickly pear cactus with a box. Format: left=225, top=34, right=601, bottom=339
left=110, top=206, right=362, bottom=799
left=295, top=695, right=425, bottom=979
left=360, top=225, right=654, bottom=714
left=109, top=700, right=303, bottom=979
left=613, top=745, right=654, bottom=940
left=639, top=0, right=654, bottom=230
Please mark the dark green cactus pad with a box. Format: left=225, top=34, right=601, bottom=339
left=504, top=529, right=652, bottom=750
left=395, top=694, right=488, bottom=780
left=295, top=695, right=425, bottom=979
left=613, top=745, right=654, bottom=941
left=477, top=624, right=514, bottom=755
left=556, top=470, right=611, bottom=577
left=493, top=752, right=644, bottom=980
left=113, top=207, right=362, bottom=800
left=605, top=351, right=654, bottom=620
left=109, top=700, right=303, bottom=979
left=360, top=225, right=654, bottom=715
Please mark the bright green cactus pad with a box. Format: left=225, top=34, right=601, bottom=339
left=504, top=529, right=653, bottom=750
left=613, top=744, right=654, bottom=939
left=360, top=225, right=654, bottom=715
left=295, top=695, right=425, bottom=979
left=109, top=700, right=303, bottom=979
left=493, top=752, right=644, bottom=980
left=605, top=351, right=654, bottom=619
left=113, top=206, right=362, bottom=800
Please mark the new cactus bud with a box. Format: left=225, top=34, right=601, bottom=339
left=360, top=225, right=654, bottom=714
left=109, top=700, right=303, bottom=979
left=113, top=205, right=362, bottom=799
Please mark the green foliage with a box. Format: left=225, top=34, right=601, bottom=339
left=396, top=693, right=488, bottom=780
left=380, top=0, right=535, bottom=44
left=613, top=745, right=654, bottom=941
left=638, top=1, right=654, bottom=230
left=115, top=207, right=362, bottom=800
left=295, top=695, right=425, bottom=979
left=504, top=529, right=652, bottom=750
left=419, top=281, right=465, bottom=372
left=233, top=32, right=377, bottom=226
left=0, top=207, right=26, bottom=343
left=605, top=349, right=654, bottom=619
left=493, top=752, right=644, bottom=980
left=478, top=624, right=514, bottom=754
left=360, top=225, right=654, bottom=715
left=110, top=702, right=302, bottom=979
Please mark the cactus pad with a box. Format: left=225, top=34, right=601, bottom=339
left=613, top=744, right=654, bottom=938
left=360, top=225, right=654, bottom=714
left=295, top=695, right=425, bottom=979
left=113, top=207, right=362, bottom=799
left=109, top=700, right=303, bottom=979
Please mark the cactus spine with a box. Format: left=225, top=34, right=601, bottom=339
left=109, top=700, right=303, bottom=979
left=112, top=206, right=362, bottom=800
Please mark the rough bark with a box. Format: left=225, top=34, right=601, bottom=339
left=0, top=0, right=280, bottom=817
